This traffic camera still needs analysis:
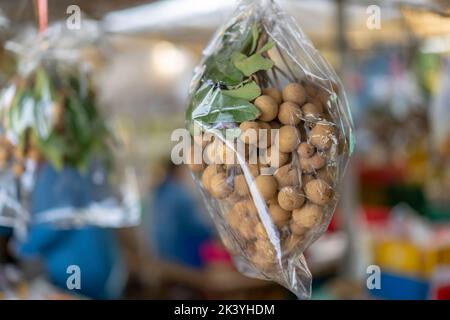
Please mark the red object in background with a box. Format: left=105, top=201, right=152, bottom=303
left=363, top=206, right=391, bottom=225
left=200, top=241, right=233, bottom=266
left=359, top=165, right=405, bottom=186
left=436, top=285, right=450, bottom=300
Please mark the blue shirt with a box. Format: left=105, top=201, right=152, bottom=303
left=17, top=164, right=126, bottom=299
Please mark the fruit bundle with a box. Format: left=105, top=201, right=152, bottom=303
left=0, top=23, right=140, bottom=229
left=185, top=0, right=354, bottom=298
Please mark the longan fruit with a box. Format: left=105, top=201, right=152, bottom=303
left=247, top=164, right=260, bottom=177
left=202, top=164, right=223, bottom=191
left=302, top=103, right=323, bottom=120
left=256, top=121, right=272, bottom=148
left=239, top=121, right=260, bottom=145
left=277, top=125, right=300, bottom=153
left=309, top=122, right=335, bottom=150
left=283, top=233, right=305, bottom=252
left=307, top=96, right=323, bottom=110
left=245, top=199, right=258, bottom=216
left=316, top=167, right=334, bottom=185
left=234, top=174, right=250, bottom=196
left=292, top=203, right=323, bottom=229
left=278, top=186, right=305, bottom=211
left=274, top=165, right=299, bottom=188
left=299, top=153, right=326, bottom=173
left=226, top=204, right=245, bottom=230
left=282, top=83, right=306, bottom=105
left=204, top=142, right=221, bottom=164
left=264, top=146, right=290, bottom=168
left=290, top=220, right=309, bottom=236
left=278, top=101, right=302, bottom=125
left=262, top=87, right=282, bottom=104
left=255, top=175, right=278, bottom=201
left=304, top=82, right=318, bottom=97
left=254, top=239, right=276, bottom=259
left=255, top=222, right=268, bottom=239
left=269, top=204, right=291, bottom=228
left=297, top=142, right=314, bottom=159
left=255, top=95, right=279, bottom=122
left=267, top=195, right=279, bottom=206
left=304, top=178, right=333, bottom=205
left=186, top=145, right=205, bottom=172
left=210, top=172, right=233, bottom=199
left=317, top=88, right=331, bottom=106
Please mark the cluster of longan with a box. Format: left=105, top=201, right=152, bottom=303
left=189, top=81, right=339, bottom=272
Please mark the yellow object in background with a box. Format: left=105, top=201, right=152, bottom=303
left=375, top=239, right=450, bottom=278
left=375, top=240, right=423, bottom=276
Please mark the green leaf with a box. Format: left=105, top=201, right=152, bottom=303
left=204, top=53, right=243, bottom=86
left=257, top=40, right=274, bottom=54
left=222, top=81, right=261, bottom=101
left=234, top=53, right=274, bottom=77
left=249, top=24, right=260, bottom=55
left=37, top=134, right=65, bottom=170
left=192, top=88, right=260, bottom=124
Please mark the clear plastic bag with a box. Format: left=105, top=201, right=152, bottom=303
left=185, top=0, right=354, bottom=298
left=0, top=21, right=140, bottom=231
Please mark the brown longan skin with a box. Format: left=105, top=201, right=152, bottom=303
left=292, top=203, right=323, bottom=229
left=278, top=186, right=305, bottom=211
left=255, top=222, right=268, bottom=239
left=264, top=146, right=290, bottom=168
left=304, top=178, right=333, bottom=205
left=256, top=121, right=272, bottom=148
left=304, top=82, right=318, bottom=97
left=297, top=142, right=314, bottom=159
left=255, top=95, right=279, bottom=122
left=290, top=220, right=309, bottom=236
left=302, top=103, right=323, bottom=120
left=282, top=83, right=306, bottom=105
left=202, top=164, right=224, bottom=191
left=234, top=174, right=250, bottom=196
left=262, top=87, right=282, bottom=104
left=277, top=125, right=300, bottom=153
left=278, top=101, right=302, bottom=125
left=255, top=175, right=278, bottom=201
left=299, top=152, right=326, bottom=173
left=209, top=172, right=233, bottom=199
left=240, top=121, right=260, bottom=145
left=274, top=165, right=299, bottom=188
left=187, top=145, right=205, bottom=172
left=269, top=204, right=291, bottom=228
left=310, top=123, right=335, bottom=150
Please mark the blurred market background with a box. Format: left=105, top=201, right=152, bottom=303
left=0, top=0, right=449, bottom=300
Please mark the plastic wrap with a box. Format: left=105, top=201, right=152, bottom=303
left=0, top=21, right=140, bottom=231
left=184, top=0, right=354, bottom=298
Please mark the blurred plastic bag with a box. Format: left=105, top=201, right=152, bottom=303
left=427, top=60, right=450, bottom=207
left=0, top=21, right=140, bottom=231
left=184, top=0, right=354, bottom=298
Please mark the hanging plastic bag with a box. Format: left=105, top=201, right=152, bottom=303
left=0, top=21, right=140, bottom=230
left=184, top=0, right=354, bottom=298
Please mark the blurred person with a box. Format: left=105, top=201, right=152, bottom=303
left=15, top=163, right=127, bottom=300
left=148, top=161, right=213, bottom=268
